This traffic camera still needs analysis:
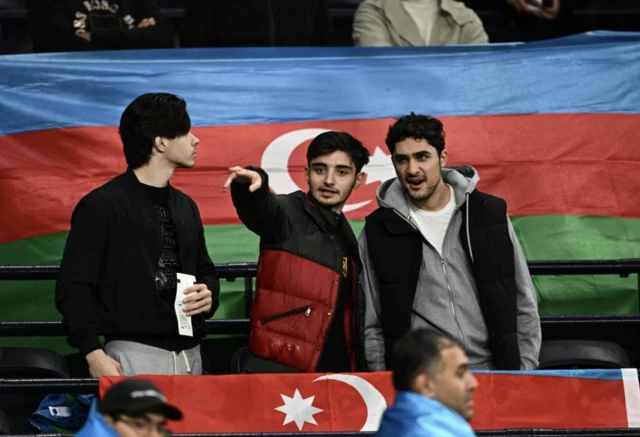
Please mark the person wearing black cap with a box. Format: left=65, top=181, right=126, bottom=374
left=77, top=379, right=182, bottom=437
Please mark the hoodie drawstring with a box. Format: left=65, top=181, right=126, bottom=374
left=182, top=350, right=192, bottom=374
left=171, top=350, right=192, bottom=375
left=465, top=192, right=474, bottom=263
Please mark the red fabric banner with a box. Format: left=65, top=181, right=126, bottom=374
left=99, top=371, right=632, bottom=433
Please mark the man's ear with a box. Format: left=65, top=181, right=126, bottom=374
left=439, top=149, right=448, bottom=167
left=412, top=372, right=437, bottom=398
left=354, top=172, right=365, bottom=190
left=154, top=136, right=166, bottom=153
left=304, top=166, right=310, bottom=185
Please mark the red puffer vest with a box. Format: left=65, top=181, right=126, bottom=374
left=249, top=249, right=357, bottom=372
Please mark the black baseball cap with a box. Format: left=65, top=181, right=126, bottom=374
left=100, top=379, right=183, bottom=420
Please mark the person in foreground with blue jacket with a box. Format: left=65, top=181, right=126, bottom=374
left=376, top=328, right=478, bottom=437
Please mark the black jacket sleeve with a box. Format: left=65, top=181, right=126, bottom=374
left=27, top=0, right=102, bottom=52
left=230, top=166, right=291, bottom=243
left=91, top=0, right=174, bottom=49
left=191, top=200, right=220, bottom=319
left=55, top=195, right=108, bottom=357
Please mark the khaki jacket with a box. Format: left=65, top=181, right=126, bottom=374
left=353, top=0, right=488, bottom=47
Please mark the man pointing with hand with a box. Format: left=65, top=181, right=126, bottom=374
left=224, top=131, right=370, bottom=373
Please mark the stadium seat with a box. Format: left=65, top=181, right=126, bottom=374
left=0, top=348, right=71, bottom=433
left=0, top=347, right=70, bottom=378
left=538, top=340, right=630, bottom=369
left=230, top=346, right=251, bottom=374
left=0, top=409, right=10, bottom=434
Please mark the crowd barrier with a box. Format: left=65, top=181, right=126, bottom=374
left=2, top=315, right=640, bottom=338
left=1, top=261, right=639, bottom=346
left=1, top=262, right=640, bottom=433
left=1, top=259, right=639, bottom=326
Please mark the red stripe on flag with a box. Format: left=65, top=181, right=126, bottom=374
left=1, top=113, right=639, bottom=244
left=98, top=372, right=629, bottom=433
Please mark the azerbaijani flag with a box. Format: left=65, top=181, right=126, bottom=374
left=98, top=369, right=640, bottom=432
left=1, top=32, right=639, bottom=354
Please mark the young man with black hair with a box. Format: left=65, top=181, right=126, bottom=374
left=360, top=113, right=540, bottom=372
left=56, top=93, right=219, bottom=377
left=375, top=328, right=478, bottom=437
left=223, top=131, right=370, bottom=373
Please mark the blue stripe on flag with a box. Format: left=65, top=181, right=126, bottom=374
left=472, top=369, right=624, bottom=380
left=0, top=32, right=639, bottom=136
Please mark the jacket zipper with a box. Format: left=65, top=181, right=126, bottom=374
left=261, top=306, right=311, bottom=325
left=438, top=205, right=467, bottom=351
left=440, top=256, right=465, bottom=348
left=392, top=208, right=467, bottom=350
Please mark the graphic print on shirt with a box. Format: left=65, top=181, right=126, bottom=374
left=154, top=206, right=181, bottom=300
left=73, top=0, right=135, bottom=35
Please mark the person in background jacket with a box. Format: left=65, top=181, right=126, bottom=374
left=27, top=0, right=174, bottom=52
left=353, top=0, right=488, bottom=47
left=375, top=328, right=478, bottom=437
left=223, top=132, right=370, bottom=373
left=359, top=113, right=541, bottom=372
left=56, top=93, right=219, bottom=377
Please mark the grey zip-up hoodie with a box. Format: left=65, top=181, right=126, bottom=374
left=358, top=166, right=541, bottom=370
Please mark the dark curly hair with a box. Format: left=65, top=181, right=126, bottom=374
left=385, top=113, right=446, bottom=156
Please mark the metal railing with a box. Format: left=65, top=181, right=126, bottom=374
left=0, top=262, right=255, bottom=317
left=2, top=259, right=639, bottom=281
left=0, top=260, right=639, bottom=337
left=3, top=315, right=640, bottom=337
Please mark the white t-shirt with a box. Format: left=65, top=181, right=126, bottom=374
left=402, top=0, right=441, bottom=45
left=409, top=184, right=456, bottom=256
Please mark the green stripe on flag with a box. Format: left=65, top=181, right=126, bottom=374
left=512, top=215, right=640, bottom=315
left=0, top=215, right=638, bottom=353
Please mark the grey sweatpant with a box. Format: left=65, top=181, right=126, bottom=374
left=105, top=341, right=202, bottom=376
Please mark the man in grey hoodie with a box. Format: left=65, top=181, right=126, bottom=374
left=359, top=113, right=540, bottom=371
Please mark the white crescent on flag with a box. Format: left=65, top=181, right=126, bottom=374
left=313, top=374, right=387, bottom=431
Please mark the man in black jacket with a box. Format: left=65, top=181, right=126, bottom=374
left=223, top=132, right=370, bottom=373
left=56, top=93, right=219, bottom=377
left=27, top=0, right=174, bottom=53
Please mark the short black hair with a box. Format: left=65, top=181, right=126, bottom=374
left=119, top=93, right=191, bottom=169
left=392, top=329, right=461, bottom=392
left=306, top=131, right=370, bottom=173
left=385, top=113, right=445, bottom=155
